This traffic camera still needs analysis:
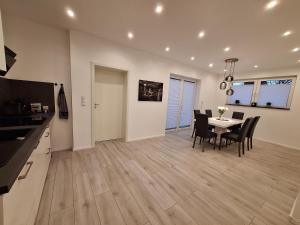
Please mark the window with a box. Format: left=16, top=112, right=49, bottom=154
left=228, top=81, right=255, bottom=105
left=166, top=77, right=197, bottom=130
left=227, top=76, right=296, bottom=109
left=257, top=79, right=292, bottom=108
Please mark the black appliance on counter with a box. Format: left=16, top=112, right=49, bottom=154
left=0, top=46, right=17, bottom=76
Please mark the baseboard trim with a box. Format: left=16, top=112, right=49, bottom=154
left=254, top=137, right=300, bottom=151
left=51, top=147, right=72, bottom=152
left=72, top=145, right=93, bottom=151
left=290, top=194, right=300, bottom=225
left=126, top=134, right=165, bottom=142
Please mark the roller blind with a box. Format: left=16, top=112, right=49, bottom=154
left=180, top=81, right=196, bottom=128
left=257, top=79, right=292, bottom=108
left=228, top=81, right=255, bottom=105
left=166, top=78, right=181, bottom=129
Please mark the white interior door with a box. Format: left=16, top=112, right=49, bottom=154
left=94, top=68, right=125, bottom=142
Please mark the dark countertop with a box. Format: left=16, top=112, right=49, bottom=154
left=0, top=113, right=54, bottom=195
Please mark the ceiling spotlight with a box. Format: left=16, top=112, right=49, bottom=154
left=224, top=69, right=227, bottom=72
left=298, top=59, right=300, bottom=63
left=224, top=47, right=231, bottom=52
left=66, top=9, right=75, bottom=18
left=282, top=30, right=292, bottom=37
left=155, top=3, right=164, bottom=14
left=265, top=0, right=279, bottom=10
left=292, top=47, right=299, bottom=52
left=127, top=32, right=134, bottom=39
left=254, top=65, right=259, bottom=68
left=209, top=63, right=214, bottom=68
left=165, top=46, right=170, bottom=52
left=198, top=31, right=205, bottom=38
left=190, top=56, right=195, bottom=61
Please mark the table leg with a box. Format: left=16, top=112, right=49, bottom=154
left=214, top=127, right=227, bottom=149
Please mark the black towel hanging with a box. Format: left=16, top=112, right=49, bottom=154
left=57, top=83, right=68, bottom=119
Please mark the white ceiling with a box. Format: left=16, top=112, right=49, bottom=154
left=1, top=0, right=300, bottom=74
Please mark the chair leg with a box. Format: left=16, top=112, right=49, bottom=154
left=238, top=143, right=241, bottom=157
left=247, top=138, right=250, bottom=151
left=202, top=139, right=205, bottom=152
left=225, top=139, right=228, bottom=148
left=192, top=127, right=195, bottom=138
left=250, top=137, right=253, bottom=149
left=199, top=137, right=202, bottom=144
left=242, top=141, right=245, bottom=155
left=213, top=137, right=217, bottom=150
left=193, top=136, right=197, bottom=149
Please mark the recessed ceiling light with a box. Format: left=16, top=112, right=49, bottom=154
left=265, top=0, right=279, bottom=10
left=165, top=46, right=170, bottom=52
left=298, top=59, right=300, bottom=63
left=282, top=30, right=292, bottom=37
left=292, top=47, right=299, bottom=52
left=209, top=63, right=214, bottom=68
left=224, top=47, right=231, bottom=52
left=224, top=69, right=228, bottom=72
left=66, top=9, right=75, bottom=18
left=155, top=3, right=164, bottom=14
left=198, top=31, right=205, bottom=38
left=254, top=65, right=259, bottom=68
left=190, top=56, right=195, bottom=61
left=127, top=32, right=134, bottom=39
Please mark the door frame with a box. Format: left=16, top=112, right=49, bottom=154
left=91, top=62, right=129, bottom=147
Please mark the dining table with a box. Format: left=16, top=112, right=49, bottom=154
left=208, top=117, right=244, bottom=147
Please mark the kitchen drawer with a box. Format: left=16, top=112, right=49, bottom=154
left=3, top=154, right=39, bottom=225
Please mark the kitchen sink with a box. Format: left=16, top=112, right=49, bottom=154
left=0, top=116, right=46, bottom=128
left=0, top=129, right=32, bottom=141
left=0, top=128, right=33, bottom=167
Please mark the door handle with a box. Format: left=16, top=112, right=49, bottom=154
left=94, top=103, right=100, bottom=109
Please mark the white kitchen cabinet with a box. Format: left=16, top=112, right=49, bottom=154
left=0, top=126, right=51, bottom=225
left=0, top=10, right=6, bottom=71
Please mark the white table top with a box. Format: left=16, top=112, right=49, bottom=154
left=208, top=117, right=244, bottom=129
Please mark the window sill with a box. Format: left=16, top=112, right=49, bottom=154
left=226, top=104, right=290, bottom=110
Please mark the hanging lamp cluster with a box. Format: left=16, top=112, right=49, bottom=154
left=219, top=58, right=239, bottom=96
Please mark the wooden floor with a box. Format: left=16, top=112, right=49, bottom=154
left=35, top=129, right=300, bottom=225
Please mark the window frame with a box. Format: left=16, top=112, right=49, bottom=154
left=226, top=75, right=297, bottom=110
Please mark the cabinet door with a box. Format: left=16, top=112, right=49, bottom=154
left=0, top=10, right=6, bottom=71
left=33, top=127, right=51, bottom=155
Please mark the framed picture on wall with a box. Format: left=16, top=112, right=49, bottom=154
left=138, top=80, right=163, bottom=102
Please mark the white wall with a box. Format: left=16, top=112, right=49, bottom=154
left=216, top=67, right=300, bottom=150
left=70, top=30, right=219, bottom=150
left=2, top=14, right=73, bottom=151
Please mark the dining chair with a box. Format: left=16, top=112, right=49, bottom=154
left=232, top=111, right=244, bottom=120
left=205, top=109, right=213, bottom=118
left=193, top=113, right=217, bottom=151
left=205, top=109, right=215, bottom=131
left=229, top=111, right=245, bottom=133
left=192, top=109, right=201, bottom=138
left=219, top=117, right=254, bottom=157
left=246, top=116, right=261, bottom=150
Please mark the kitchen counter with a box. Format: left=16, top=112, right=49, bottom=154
left=0, top=113, right=54, bottom=194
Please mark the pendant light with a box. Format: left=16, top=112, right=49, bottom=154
left=219, top=58, right=238, bottom=96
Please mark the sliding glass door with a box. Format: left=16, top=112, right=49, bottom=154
left=166, top=77, right=197, bottom=130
